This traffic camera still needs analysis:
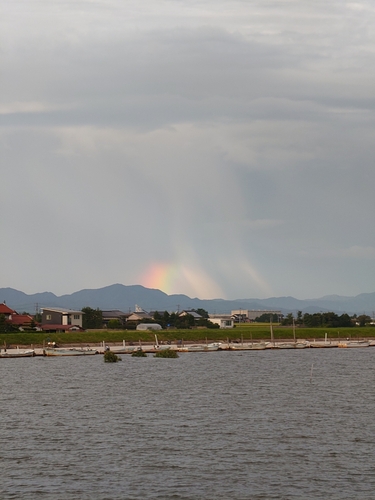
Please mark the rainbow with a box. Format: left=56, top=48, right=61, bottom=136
left=139, top=262, right=225, bottom=299
left=140, top=262, right=178, bottom=294
left=138, top=255, right=273, bottom=300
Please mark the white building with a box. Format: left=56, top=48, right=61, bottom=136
left=209, top=315, right=234, bottom=329
left=231, top=309, right=281, bottom=322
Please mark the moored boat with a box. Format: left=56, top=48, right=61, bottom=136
left=229, top=342, right=268, bottom=350
left=112, top=346, right=138, bottom=354
left=275, top=342, right=296, bottom=349
left=43, top=347, right=98, bottom=356
left=154, top=345, right=171, bottom=351
left=0, top=348, right=35, bottom=358
left=181, top=343, right=221, bottom=352
left=275, top=341, right=309, bottom=349
left=338, top=340, right=370, bottom=348
left=309, top=341, right=338, bottom=348
left=252, top=342, right=270, bottom=350
left=295, top=341, right=309, bottom=348
left=153, top=334, right=171, bottom=352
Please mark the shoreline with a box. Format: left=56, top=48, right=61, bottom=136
left=2, top=338, right=375, bottom=357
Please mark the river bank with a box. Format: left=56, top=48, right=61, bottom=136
left=1, top=324, right=374, bottom=349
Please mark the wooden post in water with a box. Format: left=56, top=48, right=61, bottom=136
left=270, top=318, right=274, bottom=347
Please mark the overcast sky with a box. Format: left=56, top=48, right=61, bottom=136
left=1, top=0, right=375, bottom=300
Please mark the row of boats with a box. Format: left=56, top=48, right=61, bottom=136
left=176, top=340, right=372, bottom=351
left=0, top=346, right=99, bottom=358
left=0, top=339, right=372, bottom=358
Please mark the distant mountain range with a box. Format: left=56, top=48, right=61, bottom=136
left=1, top=284, right=375, bottom=316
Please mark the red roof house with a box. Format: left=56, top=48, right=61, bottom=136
left=0, top=302, right=37, bottom=329
left=0, top=302, right=15, bottom=320
left=11, top=314, right=34, bottom=327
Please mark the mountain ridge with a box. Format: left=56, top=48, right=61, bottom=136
left=1, top=284, right=374, bottom=315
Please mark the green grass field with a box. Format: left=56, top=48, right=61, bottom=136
left=0, top=323, right=374, bottom=347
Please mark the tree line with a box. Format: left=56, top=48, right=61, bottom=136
left=81, top=307, right=218, bottom=329
left=255, top=311, right=373, bottom=328
left=153, top=309, right=218, bottom=329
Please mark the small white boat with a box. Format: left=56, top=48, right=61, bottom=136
left=185, top=345, right=206, bottom=352
left=275, top=342, right=295, bottom=349
left=182, top=343, right=221, bottom=352
left=229, top=342, right=268, bottom=350
left=0, top=348, right=35, bottom=358
left=295, top=341, right=309, bottom=348
left=113, top=346, right=138, bottom=354
left=154, top=345, right=171, bottom=351
left=228, top=344, right=246, bottom=350
left=275, top=341, right=309, bottom=349
left=273, top=320, right=309, bottom=349
left=43, top=347, right=98, bottom=356
left=338, top=340, right=370, bottom=348
left=153, top=334, right=171, bottom=352
left=309, top=341, right=338, bottom=348
left=251, top=342, right=270, bottom=350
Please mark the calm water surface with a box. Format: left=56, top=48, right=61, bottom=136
left=1, top=348, right=375, bottom=499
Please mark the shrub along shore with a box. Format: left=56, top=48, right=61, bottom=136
left=0, top=324, right=374, bottom=348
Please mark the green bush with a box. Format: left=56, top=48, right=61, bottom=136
left=154, top=349, right=179, bottom=358
left=103, top=350, right=121, bottom=362
left=131, top=349, right=147, bottom=357
left=107, top=319, right=122, bottom=329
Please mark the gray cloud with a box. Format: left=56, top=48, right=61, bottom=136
left=1, top=0, right=375, bottom=299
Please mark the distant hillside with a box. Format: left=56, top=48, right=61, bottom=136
left=0, top=284, right=374, bottom=315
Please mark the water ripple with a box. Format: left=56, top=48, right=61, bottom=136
left=1, top=349, right=375, bottom=498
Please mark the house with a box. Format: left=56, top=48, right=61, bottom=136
left=178, top=310, right=202, bottom=321
left=127, top=305, right=152, bottom=322
left=41, top=307, right=84, bottom=332
left=209, top=315, right=234, bottom=329
left=102, top=310, right=131, bottom=328
left=127, top=311, right=152, bottom=321
left=0, top=302, right=15, bottom=321
left=10, top=314, right=35, bottom=330
left=0, top=302, right=36, bottom=330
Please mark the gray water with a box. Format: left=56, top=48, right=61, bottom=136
left=1, top=348, right=375, bottom=499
